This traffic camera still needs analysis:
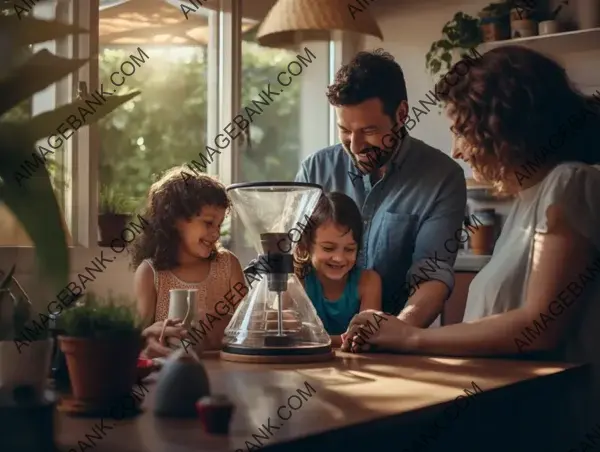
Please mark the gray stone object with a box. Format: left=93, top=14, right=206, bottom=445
left=153, top=349, right=210, bottom=418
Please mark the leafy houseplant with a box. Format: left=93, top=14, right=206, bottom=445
left=0, top=1, right=141, bottom=291
left=0, top=265, right=54, bottom=402
left=425, top=12, right=481, bottom=79
left=57, top=292, right=142, bottom=406
left=98, top=184, right=133, bottom=246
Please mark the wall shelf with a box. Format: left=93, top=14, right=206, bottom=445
left=478, top=27, right=600, bottom=55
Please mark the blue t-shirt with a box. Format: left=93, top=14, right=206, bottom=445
left=304, top=267, right=361, bottom=335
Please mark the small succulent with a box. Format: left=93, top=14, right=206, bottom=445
left=0, top=265, right=34, bottom=341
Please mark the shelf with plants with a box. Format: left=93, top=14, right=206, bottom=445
left=476, top=0, right=600, bottom=54
left=426, top=1, right=600, bottom=78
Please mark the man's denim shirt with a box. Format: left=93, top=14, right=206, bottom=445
left=295, top=135, right=467, bottom=315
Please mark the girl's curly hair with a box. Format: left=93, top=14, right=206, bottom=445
left=130, top=166, right=230, bottom=271
left=435, top=45, right=600, bottom=194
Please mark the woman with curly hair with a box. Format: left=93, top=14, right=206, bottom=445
left=342, top=46, right=600, bottom=443
left=131, top=166, right=246, bottom=357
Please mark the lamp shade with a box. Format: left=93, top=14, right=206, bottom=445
left=257, top=0, right=383, bottom=48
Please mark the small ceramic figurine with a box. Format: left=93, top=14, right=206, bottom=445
left=153, top=348, right=210, bottom=418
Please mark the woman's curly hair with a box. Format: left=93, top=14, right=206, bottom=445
left=130, top=166, right=230, bottom=271
left=435, top=45, right=600, bottom=194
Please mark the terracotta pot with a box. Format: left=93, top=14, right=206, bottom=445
left=479, top=17, right=510, bottom=42
left=59, top=335, right=141, bottom=402
left=98, top=213, right=130, bottom=246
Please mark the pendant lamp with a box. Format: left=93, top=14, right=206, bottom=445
left=257, top=0, right=383, bottom=49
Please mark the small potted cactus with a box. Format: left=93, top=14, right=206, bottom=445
left=57, top=292, right=143, bottom=407
left=0, top=265, right=54, bottom=402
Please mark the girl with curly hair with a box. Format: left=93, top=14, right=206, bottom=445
left=131, top=166, right=246, bottom=357
left=342, top=46, right=600, bottom=446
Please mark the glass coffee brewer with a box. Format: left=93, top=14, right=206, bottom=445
left=221, top=182, right=334, bottom=364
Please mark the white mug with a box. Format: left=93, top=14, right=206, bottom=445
left=539, top=20, right=559, bottom=35
left=168, top=289, right=190, bottom=322
left=166, top=289, right=199, bottom=349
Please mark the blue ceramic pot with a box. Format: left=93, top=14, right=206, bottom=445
left=154, top=350, right=210, bottom=418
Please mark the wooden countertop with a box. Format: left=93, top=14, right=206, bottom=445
left=55, top=351, right=589, bottom=452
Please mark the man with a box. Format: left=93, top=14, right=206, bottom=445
left=295, top=50, right=467, bottom=327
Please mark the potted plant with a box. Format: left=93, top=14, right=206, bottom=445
left=0, top=265, right=54, bottom=402
left=57, top=292, right=142, bottom=406
left=508, top=0, right=539, bottom=38
left=98, top=185, right=132, bottom=246
left=425, top=12, right=481, bottom=79
left=479, top=1, right=511, bottom=42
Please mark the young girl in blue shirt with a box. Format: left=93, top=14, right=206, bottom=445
left=294, top=192, right=382, bottom=347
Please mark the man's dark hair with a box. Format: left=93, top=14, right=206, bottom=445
left=326, top=50, right=408, bottom=121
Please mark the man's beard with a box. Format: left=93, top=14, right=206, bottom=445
left=342, top=143, right=394, bottom=175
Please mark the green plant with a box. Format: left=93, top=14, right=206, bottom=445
left=57, top=292, right=141, bottom=338
left=0, top=264, right=37, bottom=341
left=99, top=184, right=134, bottom=214
left=425, top=12, right=481, bottom=78
left=0, top=2, right=141, bottom=291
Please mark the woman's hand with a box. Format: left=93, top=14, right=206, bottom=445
left=141, top=318, right=189, bottom=358
left=340, top=310, right=419, bottom=353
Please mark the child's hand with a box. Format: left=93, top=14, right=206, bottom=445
left=143, top=337, right=174, bottom=358
left=141, top=318, right=188, bottom=357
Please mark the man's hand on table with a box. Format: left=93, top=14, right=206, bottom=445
left=341, top=309, right=420, bottom=353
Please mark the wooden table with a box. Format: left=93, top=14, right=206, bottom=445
left=56, top=351, right=590, bottom=452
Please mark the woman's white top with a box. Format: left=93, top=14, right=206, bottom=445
left=463, top=162, right=600, bottom=435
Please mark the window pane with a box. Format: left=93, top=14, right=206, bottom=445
left=239, top=38, right=302, bottom=183
left=98, top=1, right=217, bottom=245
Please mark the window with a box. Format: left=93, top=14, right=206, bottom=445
left=97, top=0, right=220, bottom=245
left=228, top=14, right=335, bottom=263
left=238, top=39, right=303, bottom=183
